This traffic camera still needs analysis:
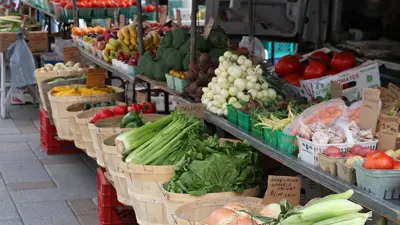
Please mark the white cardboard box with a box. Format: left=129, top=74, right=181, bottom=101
left=279, top=48, right=381, bottom=102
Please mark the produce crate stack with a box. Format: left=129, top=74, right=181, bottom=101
left=97, top=168, right=136, bottom=225
left=39, top=108, right=81, bottom=155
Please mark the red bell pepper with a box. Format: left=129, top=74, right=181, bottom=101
left=142, top=101, right=156, bottom=114
left=363, top=152, right=394, bottom=170
left=129, top=104, right=143, bottom=114
left=92, top=109, right=115, bottom=123
left=112, top=105, right=128, bottom=116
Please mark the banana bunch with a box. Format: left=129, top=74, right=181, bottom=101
left=143, top=31, right=161, bottom=51
left=117, top=23, right=138, bottom=51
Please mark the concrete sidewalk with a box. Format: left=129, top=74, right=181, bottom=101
left=0, top=104, right=98, bottom=225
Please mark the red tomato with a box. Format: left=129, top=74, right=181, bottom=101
left=106, top=1, right=113, bottom=7
left=85, top=2, right=92, bottom=8
left=132, top=0, right=136, bottom=5
left=274, top=55, right=301, bottom=77
left=331, top=52, right=356, bottom=72
left=393, top=161, right=400, bottom=170
left=283, top=73, right=300, bottom=86
left=326, top=69, right=337, bottom=75
left=119, top=2, right=127, bottom=7
left=142, top=5, right=148, bottom=12
left=302, top=61, right=327, bottom=80
left=60, top=0, right=67, bottom=7
left=91, top=1, right=98, bottom=7
left=65, top=2, right=73, bottom=9
left=54, top=0, right=60, bottom=3
left=97, top=1, right=105, bottom=7
left=363, top=152, right=394, bottom=170
left=310, top=51, right=331, bottom=64
left=146, top=4, right=155, bottom=12
left=76, top=2, right=84, bottom=8
left=126, top=1, right=132, bottom=7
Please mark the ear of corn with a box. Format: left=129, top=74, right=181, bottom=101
left=312, top=212, right=371, bottom=225
left=299, top=199, right=363, bottom=222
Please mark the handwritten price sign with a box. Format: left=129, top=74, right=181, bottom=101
left=360, top=88, right=380, bottom=133
left=378, top=115, right=399, bottom=150
left=262, top=176, right=301, bottom=205
left=176, top=103, right=204, bottom=121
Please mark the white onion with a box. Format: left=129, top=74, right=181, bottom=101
left=208, top=208, right=237, bottom=225
left=219, top=56, right=225, bottom=63
left=224, top=203, right=250, bottom=218
left=259, top=204, right=281, bottom=219
left=230, top=216, right=258, bottom=225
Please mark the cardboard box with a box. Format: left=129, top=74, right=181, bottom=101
left=300, top=61, right=380, bottom=102
left=278, top=48, right=381, bottom=102
left=0, top=31, right=48, bottom=53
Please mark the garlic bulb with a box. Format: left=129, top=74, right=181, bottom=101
left=312, top=131, right=330, bottom=144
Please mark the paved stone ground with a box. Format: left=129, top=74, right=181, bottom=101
left=0, top=104, right=98, bottom=225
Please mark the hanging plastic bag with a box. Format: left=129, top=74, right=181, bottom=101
left=5, top=30, right=36, bottom=89
left=239, top=36, right=266, bottom=59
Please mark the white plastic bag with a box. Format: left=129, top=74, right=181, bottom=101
left=239, top=36, right=266, bottom=59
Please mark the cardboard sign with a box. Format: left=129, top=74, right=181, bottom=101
left=378, top=114, right=399, bottom=151
left=359, top=88, right=381, bottom=134
left=219, top=138, right=241, bottom=145
left=203, top=17, right=215, bottom=39
left=262, top=176, right=301, bottom=205
left=388, top=83, right=400, bottom=107
left=379, top=87, right=396, bottom=114
left=176, top=9, right=182, bottom=27
left=86, top=68, right=107, bottom=88
left=113, top=11, right=118, bottom=28
left=176, top=103, right=204, bottom=121
left=159, top=5, right=168, bottom=24
left=63, top=46, right=80, bottom=63
left=330, top=81, right=343, bottom=98
left=132, top=15, right=138, bottom=26
left=106, top=18, right=111, bottom=29
left=119, top=14, right=125, bottom=27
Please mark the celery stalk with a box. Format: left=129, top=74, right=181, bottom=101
left=116, top=115, right=173, bottom=152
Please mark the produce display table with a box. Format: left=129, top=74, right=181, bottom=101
left=77, top=48, right=400, bottom=224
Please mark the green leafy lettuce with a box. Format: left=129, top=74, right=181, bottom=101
left=166, top=136, right=261, bottom=196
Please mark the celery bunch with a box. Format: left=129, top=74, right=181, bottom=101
left=124, top=112, right=203, bottom=165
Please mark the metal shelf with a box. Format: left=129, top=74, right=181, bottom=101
left=79, top=49, right=135, bottom=82
left=80, top=48, right=400, bottom=224
left=22, top=1, right=67, bottom=21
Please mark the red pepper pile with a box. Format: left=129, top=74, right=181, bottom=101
left=363, top=151, right=400, bottom=170
left=129, top=101, right=156, bottom=114
left=91, top=105, right=128, bottom=123
left=275, top=51, right=356, bottom=87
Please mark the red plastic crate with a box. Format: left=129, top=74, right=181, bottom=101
left=40, top=108, right=57, bottom=134
left=40, top=109, right=81, bottom=155
left=97, top=168, right=136, bottom=225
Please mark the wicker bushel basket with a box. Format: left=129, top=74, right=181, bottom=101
left=75, top=106, right=117, bottom=158
left=164, top=186, right=259, bottom=225
left=102, top=134, right=130, bottom=205
left=124, top=163, right=175, bottom=225
left=40, top=75, right=86, bottom=124
left=66, top=101, right=126, bottom=150
left=173, top=197, right=263, bottom=225
left=93, top=114, right=166, bottom=167
left=48, top=85, right=124, bottom=140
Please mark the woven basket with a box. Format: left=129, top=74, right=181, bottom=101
left=66, top=101, right=126, bottom=150
left=173, top=197, right=263, bottom=225
left=124, top=163, right=175, bottom=225
left=91, top=116, right=128, bottom=167
left=102, top=134, right=130, bottom=205
left=93, top=114, right=166, bottom=167
left=47, top=85, right=124, bottom=140
left=75, top=106, right=117, bottom=158
left=40, top=75, right=86, bottom=124
left=38, top=72, right=85, bottom=124
left=165, top=186, right=259, bottom=225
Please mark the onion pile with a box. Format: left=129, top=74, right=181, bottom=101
left=207, top=203, right=258, bottom=225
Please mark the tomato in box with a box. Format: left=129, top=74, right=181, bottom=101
left=303, top=61, right=327, bottom=80
left=331, top=52, right=356, bottom=72
left=363, top=151, right=394, bottom=170
left=275, top=55, right=301, bottom=77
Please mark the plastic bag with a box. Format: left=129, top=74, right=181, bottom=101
left=284, top=99, right=348, bottom=136
left=6, top=31, right=36, bottom=89
left=348, top=100, right=382, bottom=125
left=239, top=36, right=266, bottom=59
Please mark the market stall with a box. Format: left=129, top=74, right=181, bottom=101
left=6, top=0, right=400, bottom=224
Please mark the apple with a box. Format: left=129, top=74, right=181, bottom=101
left=117, top=51, right=125, bottom=60
left=123, top=52, right=130, bottom=60
left=103, top=31, right=110, bottom=36
left=96, top=41, right=106, bottom=50
left=96, top=35, right=105, bottom=42
left=104, top=35, right=112, bottom=43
